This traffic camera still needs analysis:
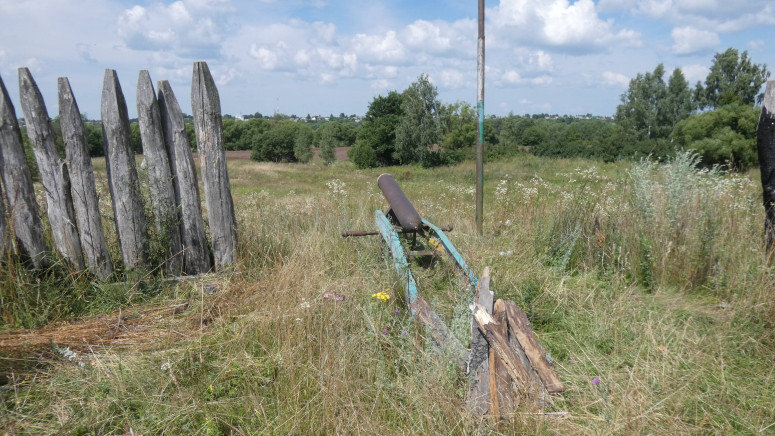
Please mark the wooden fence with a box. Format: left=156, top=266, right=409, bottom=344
left=0, top=62, right=236, bottom=279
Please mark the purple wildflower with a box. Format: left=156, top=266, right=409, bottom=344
left=382, top=328, right=388, bottom=335
left=592, top=377, right=601, bottom=386
left=401, top=330, right=407, bottom=336
left=393, top=309, right=401, bottom=315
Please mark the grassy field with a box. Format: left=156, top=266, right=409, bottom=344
left=1, top=151, right=774, bottom=434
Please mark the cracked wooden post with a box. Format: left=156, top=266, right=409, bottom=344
left=58, top=77, right=114, bottom=280
left=466, top=266, right=493, bottom=415
left=757, top=80, right=775, bottom=258
left=0, top=73, right=48, bottom=268
left=101, top=69, right=148, bottom=270
left=0, top=177, right=7, bottom=259
left=158, top=80, right=212, bottom=274
left=18, top=68, right=84, bottom=270
left=191, top=61, right=236, bottom=269
left=137, top=71, right=184, bottom=275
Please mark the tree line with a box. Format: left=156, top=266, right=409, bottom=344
left=19, top=47, right=768, bottom=172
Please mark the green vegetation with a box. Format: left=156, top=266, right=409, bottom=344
left=1, top=152, right=774, bottom=434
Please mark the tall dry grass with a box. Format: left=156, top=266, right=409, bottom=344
left=1, top=153, right=774, bottom=434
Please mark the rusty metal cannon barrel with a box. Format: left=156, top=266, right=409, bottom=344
left=377, top=173, right=423, bottom=231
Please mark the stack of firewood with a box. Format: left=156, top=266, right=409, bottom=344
left=466, top=267, right=564, bottom=420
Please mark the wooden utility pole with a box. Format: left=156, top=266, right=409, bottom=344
left=475, top=0, right=485, bottom=236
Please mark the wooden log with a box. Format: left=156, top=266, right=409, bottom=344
left=191, top=61, right=237, bottom=269
left=136, top=71, right=184, bottom=275
left=58, top=77, right=114, bottom=280
left=101, top=69, right=148, bottom=270
left=471, top=303, right=530, bottom=389
left=0, top=176, right=7, bottom=259
left=0, top=73, right=48, bottom=268
left=466, top=267, right=493, bottom=415
left=17, top=68, right=84, bottom=270
left=157, top=80, right=212, bottom=274
left=490, top=299, right=511, bottom=416
left=503, top=300, right=564, bottom=393
left=757, top=80, right=775, bottom=255
left=409, top=296, right=468, bottom=371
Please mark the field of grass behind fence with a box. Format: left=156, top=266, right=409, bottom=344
left=1, top=151, right=774, bottom=434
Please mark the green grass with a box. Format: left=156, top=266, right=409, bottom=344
left=1, top=152, right=774, bottom=434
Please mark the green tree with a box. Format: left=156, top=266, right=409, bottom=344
left=671, top=102, right=759, bottom=170
left=395, top=74, right=441, bottom=164
left=695, top=48, right=770, bottom=109
left=351, top=91, right=404, bottom=168
left=251, top=120, right=300, bottom=162
left=293, top=123, right=314, bottom=163
left=615, top=64, right=670, bottom=141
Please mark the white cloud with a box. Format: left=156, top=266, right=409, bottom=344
left=439, top=69, right=465, bottom=88
left=371, top=79, right=392, bottom=91
left=502, top=70, right=522, bottom=84
left=249, top=44, right=283, bottom=70
left=680, top=64, right=709, bottom=84
left=351, top=31, right=405, bottom=64
left=116, top=0, right=229, bottom=58
left=624, top=0, right=775, bottom=34
left=490, top=0, right=642, bottom=52
left=602, top=71, right=630, bottom=87
left=671, top=26, right=719, bottom=54
left=749, top=40, right=765, bottom=50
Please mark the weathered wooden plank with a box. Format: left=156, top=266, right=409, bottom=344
left=757, top=80, right=775, bottom=255
left=375, top=210, right=419, bottom=304
left=136, top=71, right=183, bottom=275
left=58, top=77, right=113, bottom=280
left=466, top=267, right=493, bottom=415
left=0, top=176, right=7, bottom=259
left=157, top=80, right=212, bottom=274
left=409, top=296, right=468, bottom=371
left=503, top=300, right=564, bottom=394
left=18, top=68, right=84, bottom=270
left=190, top=62, right=237, bottom=269
left=471, top=303, right=530, bottom=389
left=500, top=300, right=551, bottom=408
left=101, top=69, right=148, bottom=270
left=0, top=73, right=48, bottom=268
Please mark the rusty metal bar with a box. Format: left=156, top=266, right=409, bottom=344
left=342, top=225, right=453, bottom=238
left=377, top=173, right=423, bottom=231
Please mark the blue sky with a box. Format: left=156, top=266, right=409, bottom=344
left=1, top=0, right=774, bottom=119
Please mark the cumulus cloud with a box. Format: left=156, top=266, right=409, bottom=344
left=439, top=69, right=465, bottom=89
left=116, top=0, right=230, bottom=58
left=671, top=26, right=719, bottom=55
left=602, top=71, right=630, bottom=87
left=680, top=64, right=709, bottom=84
left=351, top=31, right=406, bottom=64
left=617, top=0, right=775, bottom=34
left=489, top=0, right=642, bottom=52
left=76, top=43, right=97, bottom=63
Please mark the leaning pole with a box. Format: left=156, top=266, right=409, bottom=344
left=475, top=0, right=485, bottom=236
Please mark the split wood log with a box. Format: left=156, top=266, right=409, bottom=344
left=191, top=61, right=237, bottom=269
left=157, top=80, right=212, bottom=274
left=466, top=267, right=493, bottom=415
left=58, top=77, right=114, bottom=280
left=471, top=303, right=530, bottom=389
left=136, top=71, right=184, bottom=275
left=101, top=69, right=148, bottom=270
left=18, top=68, right=84, bottom=270
left=503, top=300, right=564, bottom=393
left=0, top=73, right=48, bottom=268
left=409, top=296, right=468, bottom=371
left=757, top=80, right=775, bottom=255
left=490, top=299, right=515, bottom=414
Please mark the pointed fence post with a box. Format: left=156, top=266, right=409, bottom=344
left=0, top=177, right=7, bottom=259
left=18, top=68, right=84, bottom=270
left=137, top=71, right=184, bottom=275
left=191, top=61, right=237, bottom=269
left=58, top=77, right=114, bottom=280
left=0, top=73, right=48, bottom=268
left=101, top=69, right=148, bottom=270
left=757, top=80, right=775, bottom=257
left=158, top=80, right=212, bottom=274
